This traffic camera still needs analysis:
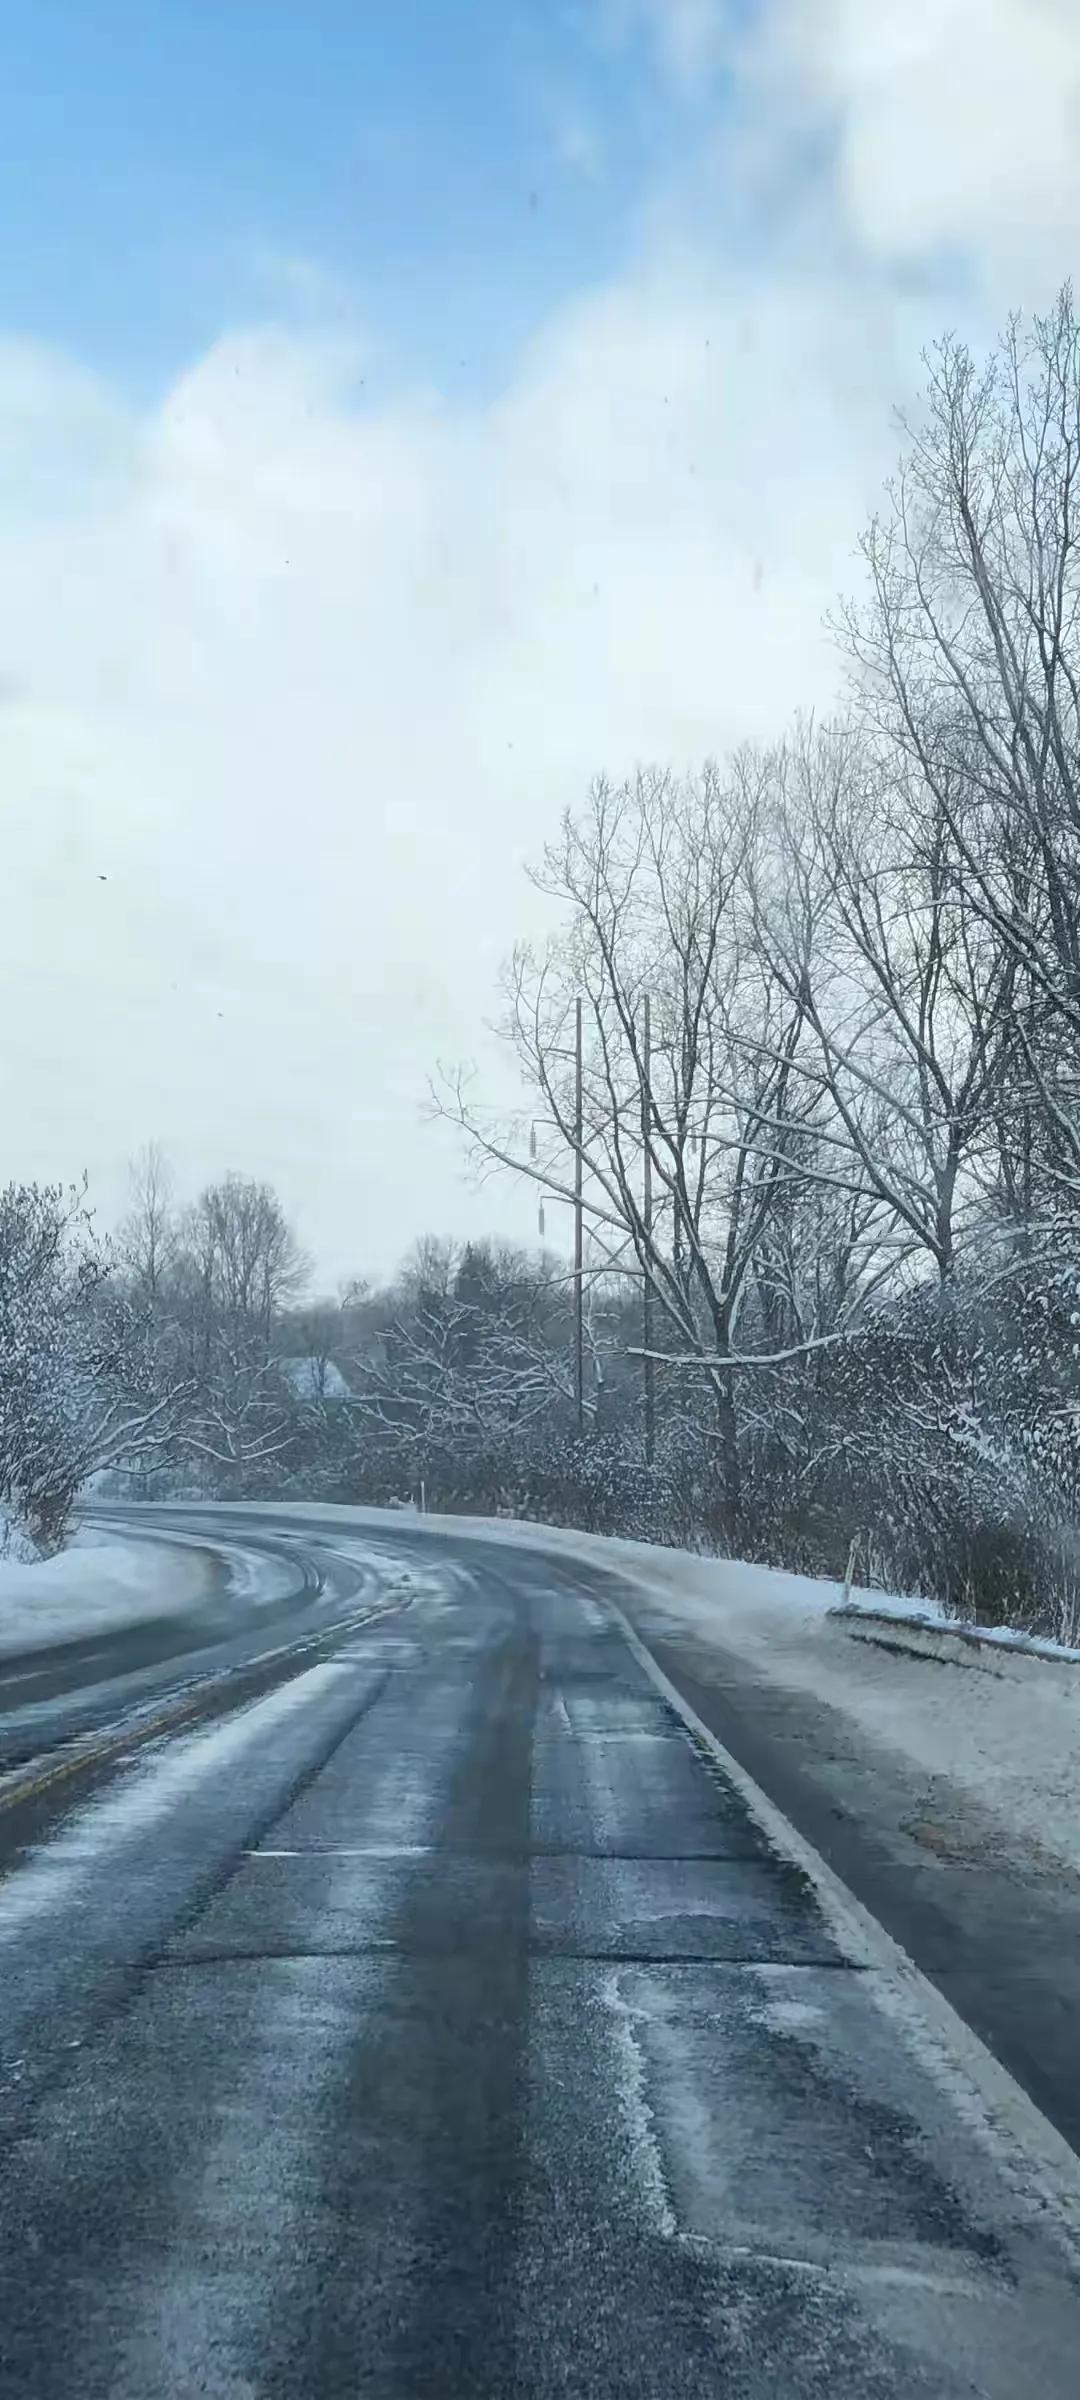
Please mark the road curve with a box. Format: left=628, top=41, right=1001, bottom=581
left=1, top=1505, right=1079, bottom=2398
left=0, top=1510, right=401, bottom=1771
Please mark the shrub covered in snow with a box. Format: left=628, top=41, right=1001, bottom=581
left=0, top=1182, right=181, bottom=1555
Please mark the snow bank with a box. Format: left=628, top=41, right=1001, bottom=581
left=0, top=1530, right=215, bottom=1658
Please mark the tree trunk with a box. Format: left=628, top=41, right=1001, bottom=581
left=712, top=1368, right=741, bottom=1532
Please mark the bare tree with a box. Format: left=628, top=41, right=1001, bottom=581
left=437, top=766, right=835, bottom=1521
left=160, top=1175, right=309, bottom=1488
left=117, top=1144, right=177, bottom=1308
left=350, top=1238, right=580, bottom=1478
left=190, top=1175, right=308, bottom=1337
left=750, top=722, right=1015, bottom=1288
left=838, top=285, right=1080, bottom=1202
left=0, top=1182, right=187, bottom=1551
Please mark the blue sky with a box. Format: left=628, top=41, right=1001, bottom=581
left=0, top=1, right=735, bottom=398
left=1, top=0, right=1073, bottom=1272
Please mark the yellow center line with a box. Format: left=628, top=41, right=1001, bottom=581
left=0, top=1594, right=410, bottom=1821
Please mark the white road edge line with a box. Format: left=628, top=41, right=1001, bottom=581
left=604, top=1588, right=1080, bottom=2261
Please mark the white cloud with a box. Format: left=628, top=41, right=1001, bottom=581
left=549, top=100, right=606, bottom=180
left=596, top=0, right=731, bottom=93
left=0, top=259, right=924, bottom=1276
left=646, top=0, right=730, bottom=88
left=2, top=0, right=1069, bottom=1277
left=749, top=0, right=1080, bottom=291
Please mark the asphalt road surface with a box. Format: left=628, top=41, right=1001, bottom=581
left=2, top=1507, right=1080, bottom=2397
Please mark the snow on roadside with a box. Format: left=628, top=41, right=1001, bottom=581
left=517, top=1525, right=1080, bottom=1880
left=0, top=1531, right=218, bottom=1658
left=245, top=1502, right=1080, bottom=1881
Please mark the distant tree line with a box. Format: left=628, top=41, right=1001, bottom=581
left=6, top=290, right=1080, bottom=1638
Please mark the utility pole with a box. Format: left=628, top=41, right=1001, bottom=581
left=574, top=994, right=585, bottom=1436
left=641, top=991, right=655, bottom=1466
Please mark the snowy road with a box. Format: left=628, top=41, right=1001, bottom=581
left=0, top=1512, right=402, bottom=1770
left=1, top=1513, right=1080, bottom=2395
